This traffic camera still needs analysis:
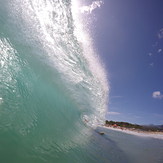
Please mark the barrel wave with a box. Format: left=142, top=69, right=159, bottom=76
left=0, top=0, right=110, bottom=162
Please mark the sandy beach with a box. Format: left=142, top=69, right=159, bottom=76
left=103, top=126, right=163, bottom=140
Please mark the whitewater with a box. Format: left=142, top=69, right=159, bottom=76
left=0, top=0, right=163, bottom=163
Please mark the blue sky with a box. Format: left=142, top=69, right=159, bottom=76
left=81, top=0, right=163, bottom=125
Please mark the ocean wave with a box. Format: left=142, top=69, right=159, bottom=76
left=0, top=0, right=109, bottom=162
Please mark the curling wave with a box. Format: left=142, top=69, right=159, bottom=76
left=0, top=0, right=109, bottom=162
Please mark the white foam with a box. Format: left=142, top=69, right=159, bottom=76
left=0, top=97, right=3, bottom=104
left=71, top=0, right=109, bottom=126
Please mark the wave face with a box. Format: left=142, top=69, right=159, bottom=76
left=0, top=0, right=109, bottom=162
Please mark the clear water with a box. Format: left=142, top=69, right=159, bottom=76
left=0, top=0, right=163, bottom=162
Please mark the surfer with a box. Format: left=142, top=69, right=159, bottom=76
left=99, top=132, right=104, bottom=135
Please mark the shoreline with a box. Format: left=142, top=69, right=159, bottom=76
left=102, top=126, right=163, bottom=140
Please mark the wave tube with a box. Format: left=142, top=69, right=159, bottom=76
left=0, top=0, right=109, bottom=162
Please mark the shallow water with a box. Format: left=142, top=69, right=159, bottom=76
left=96, top=127, right=163, bottom=163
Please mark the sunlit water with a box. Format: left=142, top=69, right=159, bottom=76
left=0, top=0, right=163, bottom=162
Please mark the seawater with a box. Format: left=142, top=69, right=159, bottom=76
left=96, top=127, right=163, bottom=163
left=0, top=0, right=162, bottom=163
left=0, top=0, right=109, bottom=162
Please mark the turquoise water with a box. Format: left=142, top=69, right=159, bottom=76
left=0, top=0, right=109, bottom=162
left=1, top=0, right=163, bottom=162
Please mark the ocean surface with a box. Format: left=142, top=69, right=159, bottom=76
left=0, top=0, right=163, bottom=162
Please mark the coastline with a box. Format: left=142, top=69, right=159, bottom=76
left=102, top=126, right=163, bottom=140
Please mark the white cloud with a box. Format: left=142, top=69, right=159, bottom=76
left=153, top=113, right=163, bottom=118
left=158, top=28, right=163, bottom=39
left=134, top=115, right=141, bottom=119
left=149, top=63, right=154, bottom=67
left=158, top=49, right=162, bottom=53
left=152, top=91, right=163, bottom=99
left=148, top=53, right=152, bottom=56
left=80, top=0, right=103, bottom=14
left=108, top=111, right=121, bottom=115
left=111, top=96, right=123, bottom=99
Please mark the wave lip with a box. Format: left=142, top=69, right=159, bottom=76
left=6, top=0, right=109, bottom=126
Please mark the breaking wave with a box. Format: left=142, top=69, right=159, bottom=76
left=0, top=0, right=109, bottom=162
